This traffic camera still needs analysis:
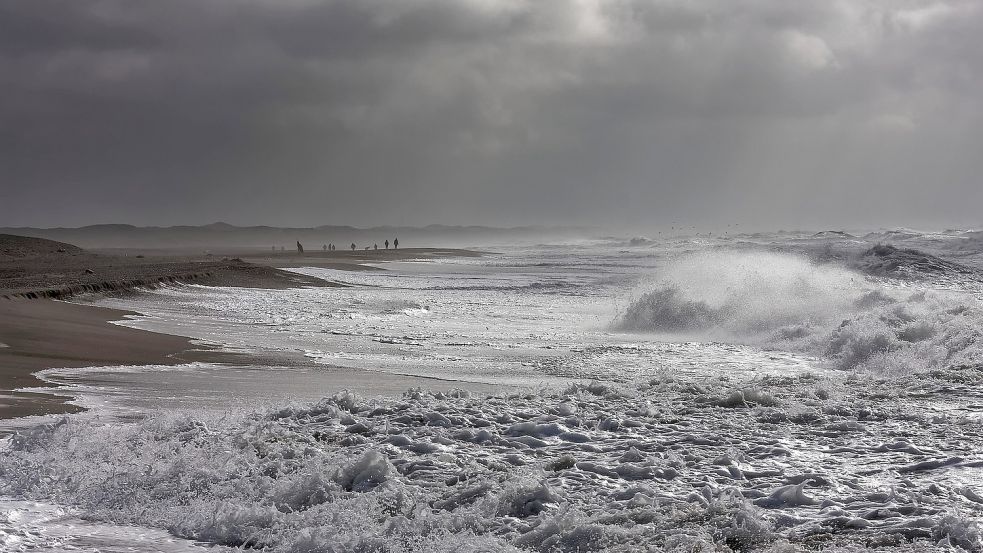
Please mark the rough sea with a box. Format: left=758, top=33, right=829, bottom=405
left=4, top=230, right=983, bottom=552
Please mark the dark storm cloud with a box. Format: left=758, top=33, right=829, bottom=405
left=1, top=0, right=981, bottom=229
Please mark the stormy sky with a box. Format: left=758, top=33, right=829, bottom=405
left=1, top=0, right=981, bottom=230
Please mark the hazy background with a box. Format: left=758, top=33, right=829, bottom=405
left=1, top=0, right=980, bottom=231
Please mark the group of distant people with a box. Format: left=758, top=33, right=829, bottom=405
left=346, top=237, right=398, bottom=251
left=278, top=237, right=399, bottom=254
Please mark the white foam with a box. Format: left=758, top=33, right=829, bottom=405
left=618, top=250, right=983, bottom=374
left=4, top=364, right=983, bottom=551
left=0, top=498, right=226, bottom=552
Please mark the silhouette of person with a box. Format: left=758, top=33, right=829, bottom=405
left=351, top=243, right=356, bottom=251
left=385, top=240, right=389, bottom=249
left=297, top=241, right=304, bottom=254
left=393, top=237, right=399, bottom=249
left=374, top=243, right=378, bottom=250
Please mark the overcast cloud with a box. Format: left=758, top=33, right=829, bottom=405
left=1, top=0, right=981, bottom=230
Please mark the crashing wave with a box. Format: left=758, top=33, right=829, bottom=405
left=615, top=251, right=983, bottom=373
left=862, top=229, right=925, bottom=242
left=852, top=244, right=977, bottom=280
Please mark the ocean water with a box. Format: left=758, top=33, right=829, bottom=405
left=3, top=233, right=983, bottom=551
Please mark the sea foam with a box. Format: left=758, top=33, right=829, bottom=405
left=4, top=367, right=983, bottom=552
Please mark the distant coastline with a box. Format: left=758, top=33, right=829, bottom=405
left=0, top=222, right=593, bottom=251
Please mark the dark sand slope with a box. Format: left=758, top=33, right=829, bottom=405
left=0, top=233, right=337, bottom=299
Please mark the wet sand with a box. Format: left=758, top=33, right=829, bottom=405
left=0, top=298, right=495, bottom=423
left=0, top=299, right=198, bottom=419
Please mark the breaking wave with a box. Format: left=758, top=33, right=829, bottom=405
left=616, top=251, right=983, bottom=373
left=850, top=244, right=978, bottom=280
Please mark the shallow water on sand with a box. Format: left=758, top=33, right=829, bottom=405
left=75, top=244, right=822, bottom=410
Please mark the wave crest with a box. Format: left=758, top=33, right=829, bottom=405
left=616, top=251, right=983, bottom=373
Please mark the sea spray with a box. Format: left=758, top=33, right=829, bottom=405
left=616, top=250, right=983, bottom=373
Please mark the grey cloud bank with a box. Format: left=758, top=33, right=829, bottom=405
left=1, top=0, right=980, bottom=230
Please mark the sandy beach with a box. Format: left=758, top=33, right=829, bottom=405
left=0, top=234, right=487, bottom=421
left=0, top=298, right=495, bottom=422
left=0, top=299, right=199, bottom=419
left=0, top=240, right=338, bottom=301
left=0, top=233, right=328, bottom=419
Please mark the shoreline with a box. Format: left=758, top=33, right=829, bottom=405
left=0, top=246, right=490, bottom=424
left=0, top=299, right=203, bottom=420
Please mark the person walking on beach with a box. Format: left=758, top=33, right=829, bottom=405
left=393, top=237, right=399, bottom=249
left=374, top=243, right=378, bottom=250
left=351, top=243, right=356, bottom=251
left=385, top=240, right=389, bottom=249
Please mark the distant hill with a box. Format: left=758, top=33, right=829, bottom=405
left=0, top=224, right=594, bottom=251
left=0, top=234, right=87, bottom=260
